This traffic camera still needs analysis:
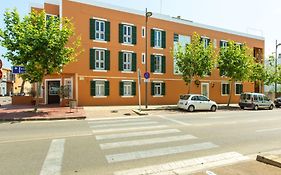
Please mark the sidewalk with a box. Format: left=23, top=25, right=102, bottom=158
left=0, top=104, right=86, bottom=121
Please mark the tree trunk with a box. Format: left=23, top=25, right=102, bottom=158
left=34, top=82, right=41, bottom=112
left=188, top=83, right=191, bottom=94
left=20, top=80, right=25, bottom=95
left=227, top=81, right=233, bottom=107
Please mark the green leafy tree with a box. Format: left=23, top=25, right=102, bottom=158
left=249, top=62, right=268, bottom=93
left=174, top=32, right=216, bottom=93
left=218, top=41, right=254, bottom=106
left=0, top=9, right=81, bottom=111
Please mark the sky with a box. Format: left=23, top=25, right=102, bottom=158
left=1, top=0, right=281, bottom=69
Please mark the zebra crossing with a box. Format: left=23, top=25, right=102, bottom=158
left=88, top=117, right=248, bottom=174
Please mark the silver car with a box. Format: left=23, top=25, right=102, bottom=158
left=239, top=92, right=274, bottom=110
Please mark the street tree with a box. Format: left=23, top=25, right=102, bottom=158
left=0, top=9, right=81, bottom=111
left=218, top=41, right=254, bottom=106
left=174, top=32, right=216, bottom=93
left=249, top=62, right=268, bottom=93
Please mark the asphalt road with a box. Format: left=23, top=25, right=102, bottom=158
left=0, top=109, right=281, bottom=175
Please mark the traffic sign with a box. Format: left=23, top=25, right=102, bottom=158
left=12, top=66, right=26, bottom=74
left=144, top=72, right=150, bottom=79
left=0, top=70, right=2, bottom=79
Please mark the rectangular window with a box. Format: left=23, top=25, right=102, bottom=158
left=142, top=26, right=145, bottom=38
left=222, top=83, right=230, bottom=95
left=201, top=37, right=210, bottom=48
left=220, top=40, right=228, bottom=48
left=123, top=25, right=132, bottom=44
left=154, top=83, right=162, bottom=96
left=154, top=30, right=162, bottom=48
left=123, top=81, right=132, bottom=96
left=142, top=53, right=145, bottom=64
left=123, top=52, right=132, bottom=71
left=235, top=83, right=243, bottom=95
left=64, top=78, right=73, bottom=99
left=95, top=50, right=105, bottom=70
left=95, top=20, right=105, bottom=40
left=154, top=55, right=162, bottom=73
left=95, top=81, right=105, bottom=96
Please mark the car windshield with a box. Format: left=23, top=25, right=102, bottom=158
left=180, top=95, right=190, bottom=100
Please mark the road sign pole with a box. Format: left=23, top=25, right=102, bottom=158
left=137, top=69, right=142, bottom=111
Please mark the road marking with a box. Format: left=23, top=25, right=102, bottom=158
left=256, top=127, right=281, bottom=133
left=88, top=118, right=151, bottom=124
left=93, top=125, right=168, bottom=134
left=0, top=133, right=92, bottom=144
left=114, top=152, right=248, bottom=175
left=86, top=116, right=148, bottom=121
left=95, top=129, right=181, bottom=140
left=40, top=139, right=65, bottom=175
left=106, top=142, right=218, bottom=163
left=100, top=134, right=197, bottom=150
left=90, top=121, right=158, bottom=128
left=157, top=115, right=191, bottom=126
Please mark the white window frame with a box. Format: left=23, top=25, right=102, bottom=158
left=95, top=49, right=105, bottom=70
left=123, top=25, right=132, bottom=44
left=154, top=82, right=162, bottom=96
left=235, top=83, right=243, bottom=95
left=221, top=40, right=228, bottom=48
left=154, top=55, right=162, bottom=73
left=221, top=82, right=230, bottom=96
left=123, top=52, right=132, bottom=71
left=154, top=30, right=162, bottom=48
left=202, top=37, right=209, bottom=48
left=123, top=81, right=132, bottom=96
left=142, top=53, right=146, bottom=64
left=64, top=78, right=73, bottom=99
left=95, top=20, right=105, bottom=41
left=95, top=81, right=105, bottom=97
left=142, top=26, right=145, bottom=38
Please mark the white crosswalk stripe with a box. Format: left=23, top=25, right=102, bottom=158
left=106, top=142, right=218, bottom=163
left=88, top=118, right=151, bottom=124
left=100, top=134, right=197, bottom=150
left=90, top=121, right=159, bottom=128
left=95, top=129, right=181, bottom=140
left=92, top=125, right=168, bottom=134
left=114, top=152, right=249, bottom=175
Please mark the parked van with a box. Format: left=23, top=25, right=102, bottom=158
left=239, top=92, right=274, bottom=110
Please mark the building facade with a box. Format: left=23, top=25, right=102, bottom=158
left=32, top=0, right=264, bottom=106
left=0, top=68, right=14, bottom=96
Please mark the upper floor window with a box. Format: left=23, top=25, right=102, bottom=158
left=123, top=52, right=132, bottom=71
left=151, top=29, right=166, bottom=48
left=90, top=48, right=110, bottom=71
left=119, top=51, right=137, bottom=72
left=90, top=18, right=110, bottom=41
left=119, top=24, right=137, bottom=45
left=123, top=25, right=132, bottom=44
left=201, top=37, right=210, bottom=48
left=151, top=55, right=166, bottom=74
left=220, top=40, right=228, bottom=48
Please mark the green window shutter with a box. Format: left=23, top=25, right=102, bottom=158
left=90, top=19, right=95, bottom=40
left=105, top=50, right=110, bottom=70
left=132, top=53, right=137, bottom=71
left=150, top=55, right=155, bottom=72
left=90, top=81, right=96, bottom=96
left=105, top=21, right=110, bottom=41
left=132, top=82, right=136, bottom=96
left=161, top=83, right=166, bottom=96
left=220, top=41, right=223, bottom=48
left=119, top=81, right=124, bottom=96
left=227, top=84, right=230, bottom=94
left=207, top=38, right=210, bottom=46
left=241, top=84, right=243, bottom=93
left=161, top=56, right=166, bottom=73
left=89, top=49, right=95, bottom=69
left=119, top=24, right=123, bottom=43
left=132, top=26, right=137, bottom=45
left=119, top=52, right=123, bottom=71
left=150, top=29, right=155, bottom=47
left=105, top=81, right=110, bottom=96
left=162, top=31, right=166, bottom=48
left=151, top=82, right=155, bottom=96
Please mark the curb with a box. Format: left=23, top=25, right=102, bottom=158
left=132, top=109, right=148, bottom=115
left=0, top=116, right=86, bottom=122
left=256, top=154, right=281, bottom=168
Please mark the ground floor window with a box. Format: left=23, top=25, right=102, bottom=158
left=119, top=81, right=136, bottom=96
left=90, top=80, right=109, bottom=97
left=221, top=83, right=230, bottom=95
left=64, top=78, right=73, bottom=99
left=151, top=82, right=165, bottom=96
left=235, top=83, right=243, bottom=95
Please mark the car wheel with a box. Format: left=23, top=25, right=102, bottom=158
left=240, top=106, right=244, bottom=110
left=188, top=105, right=195, bottom=112
left=269, top=105, right=274, bottom=110
left=210, top=105, right=217, bottom=112
left=254, top=105, right=259, bottom=110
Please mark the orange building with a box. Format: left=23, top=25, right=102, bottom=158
left=32, top=0, right=264, bottom=106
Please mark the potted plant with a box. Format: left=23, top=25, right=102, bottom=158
left=57, top=85, right=71, bottom=107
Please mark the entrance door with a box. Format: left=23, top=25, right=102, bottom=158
left=48, top=81, right=60, bottom=104
left=201, top=83, right=209, bottom=98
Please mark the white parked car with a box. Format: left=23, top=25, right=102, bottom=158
left=177, top=94, right=218, bottom=112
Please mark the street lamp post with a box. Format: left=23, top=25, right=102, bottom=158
left=145, top=8, right=152, bottom=109
left=275, top=40, right=281, bottom=97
